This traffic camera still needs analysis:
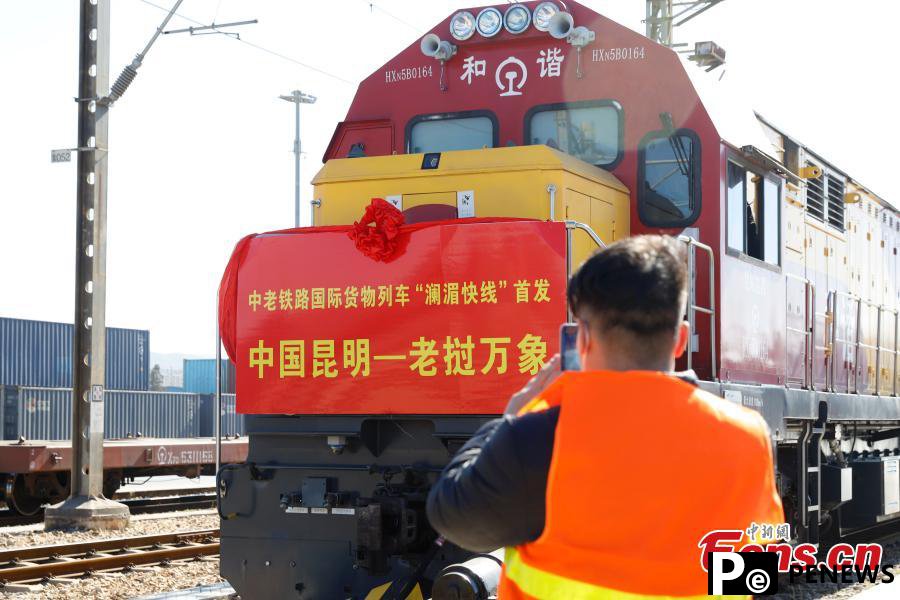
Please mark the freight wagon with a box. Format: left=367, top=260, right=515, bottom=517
left=216, top=2, right=900, bottom=598
left=0, top=386, right=244, bottom=514
left=0, top=436, right=247, bottom=516
left=0, top=317, right=149, bottom=390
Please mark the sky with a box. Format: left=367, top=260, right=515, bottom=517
left=1, top=0, right=897, bottom=358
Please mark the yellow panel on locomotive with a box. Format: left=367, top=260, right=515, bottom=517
left=312, top=145, right=630, bottom=267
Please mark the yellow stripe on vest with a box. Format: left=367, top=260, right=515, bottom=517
left=504, top=547, right=742, bottom=600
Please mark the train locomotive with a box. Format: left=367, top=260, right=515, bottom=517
left=216, top=1, right=900, bottom=598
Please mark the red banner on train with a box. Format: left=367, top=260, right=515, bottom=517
left=228, top=220, right=567, bottom=414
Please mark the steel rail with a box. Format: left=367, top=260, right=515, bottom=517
left=0, top=542, right=219, bottom=583
left=120, top=493, right=217, bottom=514
left=112, top=487, right=215, bottom=500
left=0, top=529, right=217, bottom=564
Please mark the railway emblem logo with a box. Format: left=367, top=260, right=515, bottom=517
left=495, top=56, right=527, bottom=97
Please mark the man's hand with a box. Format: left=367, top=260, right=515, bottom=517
left=504, top=354, right=561, bottom=416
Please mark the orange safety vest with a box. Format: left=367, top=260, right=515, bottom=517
left=500, top=371, right=784, bottom=599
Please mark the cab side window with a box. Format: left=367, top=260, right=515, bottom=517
left=637, top=129, right=701, bottom=228
left=727, top=161, right=780, bottom=266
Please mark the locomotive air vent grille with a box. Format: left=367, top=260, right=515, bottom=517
left=826, top=174, right=845, bottom=231
left=805, top=163, right=826, bottom=222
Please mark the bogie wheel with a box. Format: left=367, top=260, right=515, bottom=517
left=103, top=471, right=122, bottom=500
left=6, top=474, right=45, bottom=516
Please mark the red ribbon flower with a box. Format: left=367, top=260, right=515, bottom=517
left=348, top=198, right=406, bottom=262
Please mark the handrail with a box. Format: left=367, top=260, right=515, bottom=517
left=563, top=220, right=607, bottom=249
left=677, top=235, right=717, bottom=381
left=560, top=225, right=716, bottom=381
left=563, top=221, right=607, bottom=321
left=785, top=274, right=814, bottom=390
left=563, top=220, right=607, bottom=278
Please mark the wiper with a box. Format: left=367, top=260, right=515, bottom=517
left=659, top=112, right=691, bottom=177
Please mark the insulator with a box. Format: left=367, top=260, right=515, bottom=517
left=109, top=63, right=138, bottom=102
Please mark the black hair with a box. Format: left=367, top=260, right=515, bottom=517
left=567, top=235, right=687, bottom=363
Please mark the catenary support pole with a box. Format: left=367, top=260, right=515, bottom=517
left=294, top=98, right=301, bottom=228
left=215, top=313, right=222, bottom=476
left=45, top=0, right=129, bottom=531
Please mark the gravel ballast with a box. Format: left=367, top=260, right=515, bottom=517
left=0, top=511, right=227, bottom=599
left=0, top=511, right=216, bottom=549
left=1, top=560, right=225, bottom=600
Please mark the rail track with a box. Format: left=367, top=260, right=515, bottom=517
left=0, top=492, right=217, bottom=527
left=0, top=529, right=218, bottom=587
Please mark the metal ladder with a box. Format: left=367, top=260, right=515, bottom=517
left=678, top=235, right=717, bottom=380
left=797, top=405, right=826, bottom=544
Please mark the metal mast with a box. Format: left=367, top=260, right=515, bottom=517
left=45, top=0, right=129, bottom=530
left=645, top=0, right=726, bottom=47
left=279, top=90, right=317, bottom=228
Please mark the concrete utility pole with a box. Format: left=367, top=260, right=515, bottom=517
left=45, top=0, right=130, bottom=530
left=279, top=90, right=317, bottom=228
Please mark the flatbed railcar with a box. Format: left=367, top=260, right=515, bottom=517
left=0, top=437, right=248, bottom=516
left=217, top=2, right=900, bottom=598
left=0, top=385, right=246, bottom=515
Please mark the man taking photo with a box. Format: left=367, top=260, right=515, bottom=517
left=427, top=235, right=784, bottom=598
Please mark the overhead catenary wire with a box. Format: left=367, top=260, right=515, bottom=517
left=135, top=0, right=355, bottom=85
left=361, top=1, right=421, bottom=32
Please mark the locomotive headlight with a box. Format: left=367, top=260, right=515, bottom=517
left=476, top=7, right=503, bottom=37
left=504, top=5, right=531, bottom=34
left=533, top=1, right=559, bottom=32
left=449, top=11, right=476, bottom=41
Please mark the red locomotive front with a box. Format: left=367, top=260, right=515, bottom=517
left=218, top=2, right=900, bottom=598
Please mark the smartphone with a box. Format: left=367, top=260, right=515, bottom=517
left=560, top=323, right=581, bottom=371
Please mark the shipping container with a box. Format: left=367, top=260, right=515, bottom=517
left=0, top=317, right=149, bottom=390
left=183, top=359, right=235, bottom=394
left=0, top=385, right=202, bottom=440
left=199, top=393, right=244, bottom=437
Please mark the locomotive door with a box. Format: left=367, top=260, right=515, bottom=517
left=784, top=198, right=808, bottom=388
left=564, top=189, right=616, bottom=267
left=829, top=234, right=855, bottom=394
left=808, top=226, right=830, bottom=391
left=888, top=224, right=899, bottom=394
